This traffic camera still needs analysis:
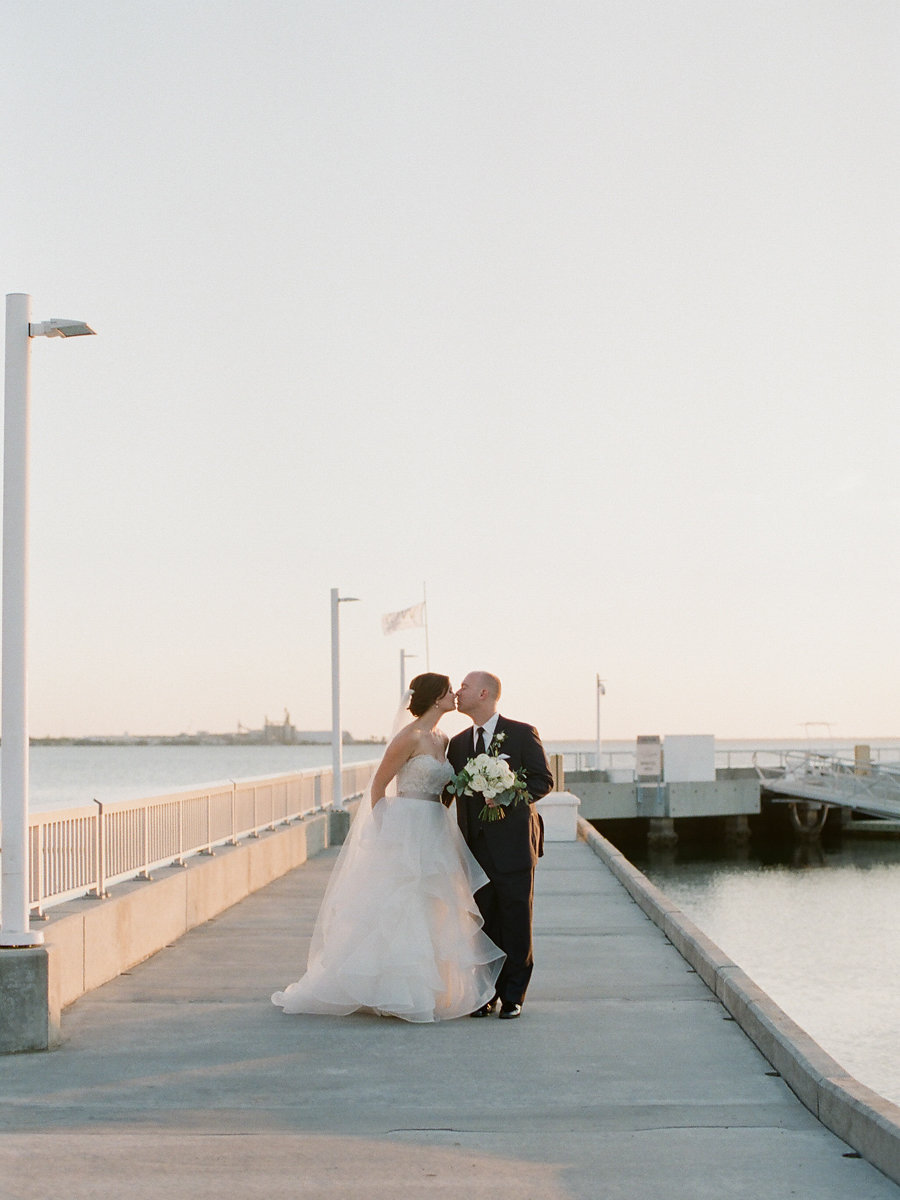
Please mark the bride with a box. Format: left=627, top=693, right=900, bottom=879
left=272, top=673, right=504, bottom=1023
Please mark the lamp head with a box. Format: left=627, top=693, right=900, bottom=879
left=30, top=318, right=96, bottom=339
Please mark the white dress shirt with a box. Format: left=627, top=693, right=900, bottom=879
left=474, top=712, right=501, bottom=753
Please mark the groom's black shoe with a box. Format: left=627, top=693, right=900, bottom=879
left=470, top=998, right=499, bottom=1018
left=498, top=1002, right=522, bottom=1020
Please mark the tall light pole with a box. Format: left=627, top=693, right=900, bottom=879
left=1, top=295, right=96, bottom=947
left=595, top=675, right=606, bottom=774
left=330, top=587, right=359, bottom=810
left=400, top=648, right=416, bottom=699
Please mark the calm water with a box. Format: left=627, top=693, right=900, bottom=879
left=637, top=837, right=900, bottom=1106
left=18, top=742, right=384, bottom=812
left=9, top=736, right=900, bottom=1104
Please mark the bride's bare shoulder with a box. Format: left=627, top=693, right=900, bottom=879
left=386, top=724, right=424, bottom=757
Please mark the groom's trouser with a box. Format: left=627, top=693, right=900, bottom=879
left=471, top=838, right=535, bottom=1005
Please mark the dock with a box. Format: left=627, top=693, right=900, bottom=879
left=758, top=751, right=900, bottom=821
left=1, top=833, right=898, bottom=1197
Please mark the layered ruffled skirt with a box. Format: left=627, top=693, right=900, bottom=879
left=272, top=796, right=504, bottom=1023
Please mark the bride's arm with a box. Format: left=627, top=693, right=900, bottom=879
left=370, top=728, right=416, bottom=806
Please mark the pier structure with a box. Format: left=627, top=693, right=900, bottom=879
left=566, top=734, right=760, bottom=847
left=4, top=758, right=900, bottom=1193
left=1, top=820, right=899, bottom=1196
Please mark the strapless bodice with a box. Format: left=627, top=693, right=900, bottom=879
left=396, top=754, right=453, bottom=799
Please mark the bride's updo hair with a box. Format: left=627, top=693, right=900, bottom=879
left=408, top=673, right=451, bottom=717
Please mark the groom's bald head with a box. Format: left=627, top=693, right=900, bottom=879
left=456, top=671, right=501, bottom=723
left=470, top=671, right=501, bottom=701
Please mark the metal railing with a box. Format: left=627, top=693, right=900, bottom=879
left=754, top=751, right=900, bottom=819
left=562, top=745, right=900, bottom=774
left=23, top=760, right=377, bottom=917
left=563, top=750, right=641, bottom=774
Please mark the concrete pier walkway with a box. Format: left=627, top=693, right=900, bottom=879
left=1, top=840, right=898, bottom=1199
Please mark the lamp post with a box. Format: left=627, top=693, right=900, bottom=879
left=330, top=587, right=359, bottom=811
left=595, top=675, right=606, bottom=773
left=400, top=648, right=416, bottom=699
left=1, top=295, right=96, bottom=947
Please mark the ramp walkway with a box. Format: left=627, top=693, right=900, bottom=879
left=0, top=839, right=897, bottom=1200
left=758, top=752, right=900, bottom=820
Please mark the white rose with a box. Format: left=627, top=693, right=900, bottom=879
left=494, top=761, right=515, bottom=788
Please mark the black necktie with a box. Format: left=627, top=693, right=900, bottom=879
left=475, top=727, right=486, bottom=756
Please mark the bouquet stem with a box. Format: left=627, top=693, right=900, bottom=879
left=479, top=804, right=506, bottom=822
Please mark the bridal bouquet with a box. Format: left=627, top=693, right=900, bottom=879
left=446, top=736, right=531, bottom=822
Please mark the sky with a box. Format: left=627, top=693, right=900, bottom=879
left=0, top=1, right=898, bottom=743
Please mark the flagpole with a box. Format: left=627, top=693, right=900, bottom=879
left=422, top=581, right=430, bottom=670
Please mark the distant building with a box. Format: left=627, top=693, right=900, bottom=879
left=234, top=712, right=353, bottom=745
left=38, top=712, right=362, bottom=747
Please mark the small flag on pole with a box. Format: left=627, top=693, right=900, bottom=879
left=382, top=602, right=426, bottom=636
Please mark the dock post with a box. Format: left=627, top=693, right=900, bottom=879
left=723, top=814, right=751, bottom=843
left=647, top=817, right=677, bottom=848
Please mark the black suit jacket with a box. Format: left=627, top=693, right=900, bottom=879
left=447, top=715, right=554, bottom=873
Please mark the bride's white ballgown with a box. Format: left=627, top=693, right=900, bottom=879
left=272, top=754, right=504, bottom=1023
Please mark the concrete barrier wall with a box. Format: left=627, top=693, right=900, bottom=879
left=44, top=811, right=332, bottom=1015
left=577, top=817, right=900, bottom=1187
left=567, top=778, right=759, bottom=819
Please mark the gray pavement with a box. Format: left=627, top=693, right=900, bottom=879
left=0, top=840, right=897, bottom=1199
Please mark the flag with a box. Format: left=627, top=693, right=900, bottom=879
left=382, top=602, right=426, bottom=636
left=596, top=675, right=606, bottom=695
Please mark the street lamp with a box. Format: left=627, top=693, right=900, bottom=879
left=330, top=587, right=359, bottom=811
left=400, top=648, right=417, bottom=699
left=595, top=675, right=606, bottom=773
left=1, top=295, right=96, bottom=947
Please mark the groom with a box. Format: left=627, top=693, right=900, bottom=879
left=448, top=671, right=554, bottom=1020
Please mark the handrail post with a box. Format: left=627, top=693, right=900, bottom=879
left=140, top=804, right=150, bottom=880
left=174, top=796, right=185, bottom=867
left=92, top=799, right=108, bottom=899
left=204, top=791, right=213, bottom=854
left=32, top=823, right=44, bottom=920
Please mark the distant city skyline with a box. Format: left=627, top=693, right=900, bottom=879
left=2, top=2, right=897, bottom=743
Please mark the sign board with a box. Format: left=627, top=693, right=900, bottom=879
left=635, top=735, right=662, bottom=780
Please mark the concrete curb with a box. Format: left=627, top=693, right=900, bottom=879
left=578, top=816, right=900, bottom=1187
